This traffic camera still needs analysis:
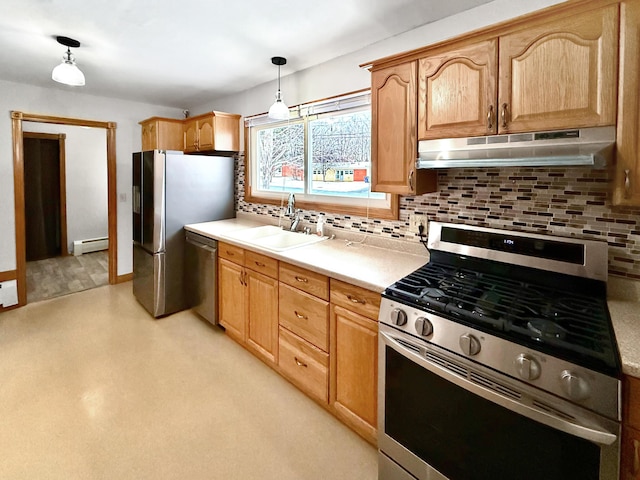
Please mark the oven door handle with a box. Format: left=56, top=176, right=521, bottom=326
left=381, top=331, right=618, bottom=446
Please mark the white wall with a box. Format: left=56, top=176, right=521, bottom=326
left=192, top=0, right=565, bottom=123
left=0, top=79, right=184, bottom=275
left=23, top=123, right=108, bottom=254
left=0, top=0, right=566, bottom=278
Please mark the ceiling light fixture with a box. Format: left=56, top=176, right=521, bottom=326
left=52, top=36, right=85, bottom=86
left=268, top=56, right=288, bottom=120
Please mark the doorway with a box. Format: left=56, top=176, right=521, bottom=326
left=11, top=111, right=118, bottom=307
left=23, top=133, right=67, bottom=262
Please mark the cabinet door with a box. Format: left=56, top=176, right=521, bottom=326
left=246, top=269, right=279, bottom=364
left=197, top=115, right=215, bottom=151
left=218, top=258, right=246, bottom=342
left=418, top=39, right=498, bottom=140
left=183, top=118, right=199, bottom=152
left=498, top=5, right=618, bottom=133
left=212, top=113, right=240, bottom=152
left=622, top=426, right=640, bottom=480
left=372, top=62, right=421, bottom=195
left=330, top=304, right=378, bottom=444
left=615, top=0, right=640, bottom=206
left=141, top=121, right=156, bottom=151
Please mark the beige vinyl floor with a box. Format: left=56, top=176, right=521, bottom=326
left=0, top=283, right=377, bottom=480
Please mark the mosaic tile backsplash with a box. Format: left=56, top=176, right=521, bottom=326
left=235, top=156, right=640, bottom=280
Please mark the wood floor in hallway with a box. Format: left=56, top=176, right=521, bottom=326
left=0, top=283, right=377, bottom=480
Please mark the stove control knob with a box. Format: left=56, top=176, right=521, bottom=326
left=560, top=370, right=590, bottom=401
left=459, top=333, right=481, bottom=356
left=415, top=317, right=433, bottom=337
left=514, top=354, right=541, bottom=381
left=390, top=308, right=408, bottom=326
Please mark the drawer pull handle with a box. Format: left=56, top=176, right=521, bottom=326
left=347, top=294, right=365, bottom=304
left=501, top=103, right=508, bottom=128
left=294, top=357, right=308, bottom=368
left=226, top=251, right=234, bottom=256
left=255, top=261, right=266, bottom=267
left=624, top=169, right=631, bottom=198
left=294, top=310, right=308, bottom=320
left=634, top=438, right=640, bottom=475
left=294, top=276, right=308, bottom=283
left=487, top=105, right=494, bottom=130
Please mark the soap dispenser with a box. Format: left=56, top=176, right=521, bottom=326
left=316, top=214, right=325, bottom=236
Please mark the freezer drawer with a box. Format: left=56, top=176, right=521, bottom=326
left=133, top=244, right=166, bottom=317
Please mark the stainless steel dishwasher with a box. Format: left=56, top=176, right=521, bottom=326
left=184, top=230, right=217, bottom=324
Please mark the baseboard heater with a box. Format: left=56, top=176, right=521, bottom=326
left=73, top=237, right=109, bottom=256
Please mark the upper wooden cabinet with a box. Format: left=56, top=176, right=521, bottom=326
left=418, top=40, right=498, bottom=139
left=371, top=62, right=437, bottom=195
left=139, top=117, right=184, bottom=151
left=417, top=5, right=618, bottom=140
left=498, top=5, right=618, bottom=134
left=614, top=0, right=640, bottom=206
left=183, top=111, right=241, bottom=153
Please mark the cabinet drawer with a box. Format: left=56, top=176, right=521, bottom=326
left=330, top=279, right=381, bottom=320
left=280, top=263, right=329, bottom=300
left=245, top=250, right=278, bottom=279
left=627, top=376, right=640, bottom=430
left=218, top=242, right=244, bottom=263
left=279, top=283, right=329, bottom=351
left=278, top=327, right=329, bottom=404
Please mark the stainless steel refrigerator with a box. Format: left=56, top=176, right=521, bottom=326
left=132, top=150, right=234, bottom=317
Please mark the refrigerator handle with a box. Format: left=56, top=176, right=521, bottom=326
left=133, top=185, right=141, bottom=214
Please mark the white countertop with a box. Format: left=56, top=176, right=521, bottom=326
left=186, top=215, right=640, bottom=378
left=185, top=216, right=429, bottom=294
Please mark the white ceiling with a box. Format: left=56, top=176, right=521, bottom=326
left=0, top=0, right=492, bottom=110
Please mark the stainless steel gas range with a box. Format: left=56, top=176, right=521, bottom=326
left=378, top=222, right=621, bottom=480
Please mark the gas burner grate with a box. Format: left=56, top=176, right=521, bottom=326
left=384, top=261, right=618, bottom=374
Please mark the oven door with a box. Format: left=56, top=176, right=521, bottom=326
left=378, top=324, right=620, bottom=480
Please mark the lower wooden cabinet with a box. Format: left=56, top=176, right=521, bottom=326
left=278, top=327, right=329, bottom=403
left=217, top=243, right=279, bottom=365
left=218, top=258, right=245, bottom=341
left=622, top=426, right=640, bottom=480
left=623, top=375, right=640, bottom=479
left=330, top=304, right=379, bottom=444
left=219, top=251, right=380, bottom=443
left=246, top=269, right=278, bottom=364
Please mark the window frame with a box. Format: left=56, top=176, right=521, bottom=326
left=243, top=89, right=399, bottom=220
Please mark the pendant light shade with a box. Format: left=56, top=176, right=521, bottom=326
left=52, top=36, right=85, bottom=86
left=268, top=56, right=288, bottom=120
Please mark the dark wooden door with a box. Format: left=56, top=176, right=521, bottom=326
left=24, top=136, right=62, bottom=261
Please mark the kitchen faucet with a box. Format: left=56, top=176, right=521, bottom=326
left=284, top=193, right=301, bottom=231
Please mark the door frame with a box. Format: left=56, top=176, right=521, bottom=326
left=23, top=131, right=69, bottom=258
left=11, top=111, right=118, bottom=307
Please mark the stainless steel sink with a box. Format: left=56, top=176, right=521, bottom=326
left=220, top=225, right=328, bottom=252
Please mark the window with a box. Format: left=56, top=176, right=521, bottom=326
left=245, top=91, right=398, bottom=220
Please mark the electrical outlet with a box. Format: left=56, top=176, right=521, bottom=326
left=408, top=213, right=427, bottom=235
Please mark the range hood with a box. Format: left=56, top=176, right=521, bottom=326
left=417, top=126, right=615, bottom=169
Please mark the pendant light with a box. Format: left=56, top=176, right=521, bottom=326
left=52, top=36, right=85, bottom=86
left=268, top=56, right=289, bottom=120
